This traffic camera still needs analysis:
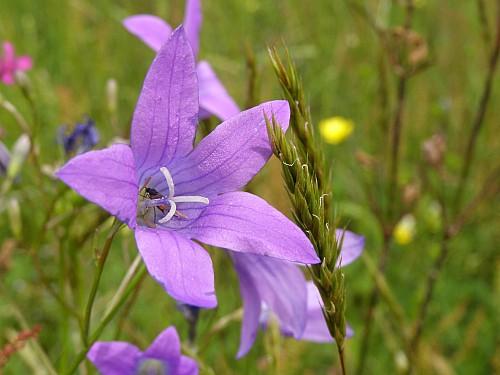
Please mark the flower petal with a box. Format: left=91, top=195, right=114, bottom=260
left=1, top=72, right=15, bottom=85
left=135, top=227, right=216, bottom=308
left=301, top=282, right=354, bottom=342
left=197, top=61, right=240, bottom=121
left=232, top=254, right=261, bottom=358
left=232, top=253, right=307, bottom=341
left=143, top=327, right=181, bottom=369
left=301, top=282, right=333, bottom=342
left=55, top=144, right=138, bottom=228
left=336, top=229, right=364, bottom=267
left=178, top=356, right=199, bottom=375
left=169, top=100, right=289, bottom=197
left=131, top=26, right=198, bottom=181
left=123, top=15, right=172, bottom=51
left=87, top=342, right=141, bottom=375
left=183, top=0, right=202, bottom=58
left=183, top=192, right=319, bottom=264
left=16, top=56, right=32, bottom=71
left=2, top=42, right=15, bottom=64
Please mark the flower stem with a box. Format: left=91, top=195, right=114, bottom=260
left=65, top=262, right=147, bottom=375
left=82, top=219, right=122, bottom=345
left=454, top=6, right=500, bottom=209
left=338, top=346, right=347, bottom=375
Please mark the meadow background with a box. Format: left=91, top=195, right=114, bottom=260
left=0, top=0, right=498, bottom=374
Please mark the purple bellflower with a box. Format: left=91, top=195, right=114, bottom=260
left=123, top=0, right=240, bottom=121
left=88, top=326, right=197, bottom=375
left=56, top=27, right=319, bottom=308
left=0, top=42, right=32, bottom=85
left=58, top=116, right=100, bottom=156
left=232, top=230, right=364, bottom=357
left=0, top=140, right=10, bottom=176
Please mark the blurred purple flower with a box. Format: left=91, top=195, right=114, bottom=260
left=232, top=230, right=364, bottom=357
left=123, top=0, right=240, bottom=121
left=88, top=326, right=198, bottom=375
left=58, top=117, right=99, bottom=156
left=0, top=42, right=32, bottom=85
left=56, top=27, right=319, bottom=308
left=0, top=140, right=10, bottom=176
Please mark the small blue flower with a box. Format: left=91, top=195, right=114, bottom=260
left=59, top=116, right=99, bottom=156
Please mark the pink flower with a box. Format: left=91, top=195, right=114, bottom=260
left=0, top=42, right=32, bottom=85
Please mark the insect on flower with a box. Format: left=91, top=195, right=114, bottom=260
left=138, top=176, right=188, bottom=228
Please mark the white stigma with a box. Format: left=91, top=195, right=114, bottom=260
left=155, top=166, right=209, bottom=224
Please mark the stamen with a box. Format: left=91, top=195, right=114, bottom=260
left=158, top=200, right=177, bottom=224
left=160, top=167, right=175, bottom=198
left=140, top=166, right=210, bottom=225
left=171, top=196, right=210, bottom=204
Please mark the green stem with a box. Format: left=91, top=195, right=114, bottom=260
left=82, top=219, right=122, bottom=345
left=65, top=264, right=147, bottom=375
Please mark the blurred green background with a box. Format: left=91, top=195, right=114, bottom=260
left=0, top=0, right=498, bottom=374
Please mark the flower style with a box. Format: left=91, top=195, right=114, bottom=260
left=123, top=0, right=239, bottom=121
left=232, top=230, right=364, bottom=357
left=88, top=326, right=197, bottom=375
left=0, top=42, right=32, bottom=85
left=56, top=27, right=319, bottom=308
left=58, top=116, right=100, bottom=156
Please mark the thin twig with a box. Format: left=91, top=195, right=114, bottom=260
left=82, top=220, right=122, bottom=345
left=454, top=5, right=500, bottom=208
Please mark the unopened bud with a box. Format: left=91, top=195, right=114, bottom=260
left=7, top=198, right=22, bottom=240
left=7, top=134, right=30, bottom=179
left=422, top=133, right=446, bottom=167
left=403, top=182, right=420, bottom=206
left=106, top=78, right=118, bottom=113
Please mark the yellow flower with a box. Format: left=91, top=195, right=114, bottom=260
left=393, top=214, right=416, bottom=245
left=319, top=116, right=354, bottom=144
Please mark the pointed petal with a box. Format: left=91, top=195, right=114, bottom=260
left=143, top=327, right=181, bottom=368
left=183, top=192, right=319, bottom=264
left=336, top=230, right=364, bottom=267
left=301, top=282, right=333, bottom=342
left=2, top=42, right=15, bottom=63
left=55, top=144, right=138, bottom=228
left=16, top=56, right=32, bottom=71
left=87, top=342, right=141, bottom=375
left=178, top=356, right=199, bottom=375
left=183, top=0, right=202, bottom=58
left=131, top=26, right=198, bottom=181
left=301, top=282, right=354, bottom=342
left=135, top=227, right=216, bottom=308
left=232, top=255, right=262, bottom=358
left=168, top=101, right=289, bottom=198
left=232, top=253, right=307, bottom=339
left=123, top=15, right=172, bottom=51
left=197, top=61, right=240, bottom=121
left=1, top=72, right=15, bottom=85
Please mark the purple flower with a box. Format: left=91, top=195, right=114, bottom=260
left=0, top=42, right=32, bottom=85
left=0, top=140, right=10, bottom=176
left=88, top=326, right=197, bottom=375
left=56, top=27, right=319, bottom=308
left=123, top=0, right=239, bottom=121
left=232, top=230, right=364, bottom=357
left=58, top=116, right=100, bottom=156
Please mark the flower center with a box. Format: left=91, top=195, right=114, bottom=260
left=138, top=166, right=209, bottom=226
left=136, top=358, right=168, bottom=375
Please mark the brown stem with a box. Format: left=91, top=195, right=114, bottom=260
left=388, top=76, right=408, bottom=220
left=407, top=233, right=449, bottom=373
left=338, top=345, right=347, bottom=375
left=455, top=6, right=500, bottom=208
